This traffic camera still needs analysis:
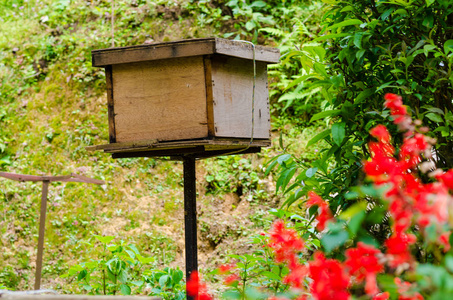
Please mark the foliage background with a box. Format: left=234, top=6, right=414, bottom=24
left=0, top=0, right=324, bottom=293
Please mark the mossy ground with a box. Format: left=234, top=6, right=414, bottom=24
left=0, top=0, right=324, bottom=292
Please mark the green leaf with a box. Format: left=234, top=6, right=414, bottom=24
left=261, top=271, right=282, bottom=280
left=250, top=1, right=266, bottom=8
left=307, top=129, right=331, bottom=147
left=321, top=230, right=349, bottom=253
left=245, top=21, right=255, bottom=31
left=356, top=49, right=366, bottom=60
left=306, top=167, right=318, bottom=178
left=331, top=122, right=346, bottom=146
left=223, top=290, right=241, bottom=299
left=444, top=40, right=453, bottom=54
left=118, top=269, right=128, bottom=283
left=313, top=33, right=349, bottom=42
left=425, top=0, right=435, bottom=6
left=340, top=202, right=367, bottom=235
left=159, top=274, right=169, bottom=288
left=423, top=14, right=434, bottom=28
left=445, top=255, right=453, bottom=274
left=120, top=284, right=131, bottom=295
left=173, top=269, right=183, bottom=284
left=78, top=269, right=87, bottom=281
left=327, top=19, right=363, bottom=31
left=353, top=32, right=363, bottom=49
left=277, top=154, right=292, bottom=165
left=310, top=109, right=341, bottom=122
left=354, top=89, right=374, bottom=104
left=93, top=235, right=115, bottom=245
left=425, top=112, right=443, bottom=123
left=313, top=62, right=328, bottom=78
left=425, top=107, right=445, bottom=115
left=376, top=81, right=394, bottom=91
left=264, top=157, right=279, bottom=176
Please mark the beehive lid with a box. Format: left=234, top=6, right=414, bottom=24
left=92, top=38, right=280, bottom=67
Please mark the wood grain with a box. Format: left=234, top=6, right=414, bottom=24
left=105, top=66, right=116, bottom=143
left=211, top=55, right=271, bottom=139
left=112, top=56, right=208, bottom=143
left=92, top=38, right=280, bottom=67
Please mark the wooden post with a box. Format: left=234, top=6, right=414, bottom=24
left=183, top=156, right=197, bottom=300
left=0, top=172, right=104, bottom=290
left=34, top=180, right=49, bottom=290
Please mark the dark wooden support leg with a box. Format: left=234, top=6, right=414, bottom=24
left=183, top=156, right=197, bottom=300
left=35, top=180, right=49, bottom=290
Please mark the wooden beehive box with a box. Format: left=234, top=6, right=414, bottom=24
left=89, top=38, right=280, bottom=159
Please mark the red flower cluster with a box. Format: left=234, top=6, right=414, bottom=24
left=309, top=252, right=350, bottom=300
left=268, top=219, right=305, bottom=263
left=186, top=271, right=213, bottom=300
left=344, top=242, right=384, bottom=295
left=268, top=220, right=308, bottom=288
left=208, top=94, right=452, bottom=299
left=307, top=191, right=334, bottom=231
left=365, top=93, right=452, bottom=264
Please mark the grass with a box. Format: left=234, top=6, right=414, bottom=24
left=0, top=0, right=325, bottom=293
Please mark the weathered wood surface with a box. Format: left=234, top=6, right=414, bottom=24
left=105, top=66, right=116, bottom=143
left=112, top=56, right=208, bottom=143
left=203, top=56, right=215, bottom=136
left=211, top=56, right=271, bottom=139
left=0, top=294, right=160, bottom=300
left=111, top=146, right=262, bottom=159
left=0, top=172, right=104, bottom=184
left=86, top=138, right=270, bottom=154
left=92, top=38, right=280, bottom=67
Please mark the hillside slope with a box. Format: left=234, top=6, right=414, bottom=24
left=0, top=0, right=323, bottom=292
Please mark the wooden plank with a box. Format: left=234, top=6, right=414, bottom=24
left=215, top=38, right=280, bottom=63
left=111, top=146, right=262, bottom=159
left=85, top=139, right=158, bottom=151
left=0, top=294, right=159, bottom=300
left=0, top=172, right=104, bottom=184
left=105, top=66, right=116, bottom=143
left=112, top=56, right=208, bottom=143
left=93, top=38, right=215, bottom=67
left=92, top=38, right=280, bottom=67
left=211, top=56, right=271, bottom=139
left=86, top=138, right=270, bottom=154
left=203, top=56, right=215, bottom=136
left=35, top=181, right=49, bottom=290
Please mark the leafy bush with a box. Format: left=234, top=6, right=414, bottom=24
left=273, top=0, right=453, bottom=214
left=191, top=94, right=453, bottom=299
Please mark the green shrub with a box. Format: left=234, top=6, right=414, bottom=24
left=272, top=0, right=453, bottom=213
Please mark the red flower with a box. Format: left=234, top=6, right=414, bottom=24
left=395, top=278, right=424, bottom=300
left=373, top=292, right=390, bottom=300
left=439, top=231, right=451, bottom=252
left=344, top=242, right=384, bottom=296
left=186, top=271, right=212, bottom=300
left=385, top=233, right=416, bottom=268
left=223, top=274, right=240, bottom=286
left=218, top=264, right=235, bottom=274
left=268, top=220, right=304, bottom=263
left=309, top=252, right=351, bottom=300
left=283, top=262, right=308, bottom=288
left=307, top=191, right=334, bottom=231
left=370, top=124, right=391, bottom=143
left=436, top=169, right=453, bottom=190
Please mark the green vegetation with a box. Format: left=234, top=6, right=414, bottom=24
left=0, top=0, right=323, bottom=293
left=4, top=0, right=451, bottom=297
left=270, top=0, right=453, bottom=215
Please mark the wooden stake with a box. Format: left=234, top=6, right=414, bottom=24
left=35, top=180, right=49, bottom=290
